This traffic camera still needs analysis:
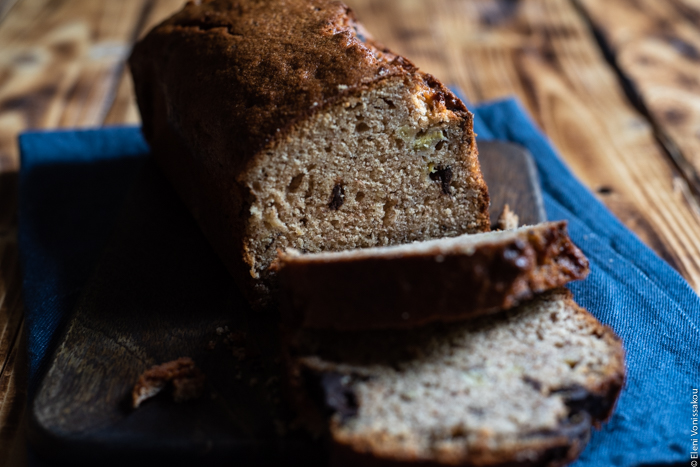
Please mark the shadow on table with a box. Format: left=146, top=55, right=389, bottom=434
left=23, top=159, right=322, bottom=467
left=18, top=155, right=146, bottom=393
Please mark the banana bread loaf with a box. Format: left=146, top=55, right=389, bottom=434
left=276, top=221, right=589, bottom=329
left=129, top=0, right=490, bottom=307
left=287, top=289, right=625, bottom=466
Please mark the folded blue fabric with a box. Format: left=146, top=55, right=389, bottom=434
left=18, top=99, right=694, bottom=466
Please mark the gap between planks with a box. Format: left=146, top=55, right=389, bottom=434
left=574, top=0, right=700, bottom=211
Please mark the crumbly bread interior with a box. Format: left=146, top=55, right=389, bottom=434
left=243, top=76, right=488, bottom=282
left=295, top=290, right=624, bottom=464
left=282, top=223, right=552, bottom=260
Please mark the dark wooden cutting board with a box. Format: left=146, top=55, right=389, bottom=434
left=28, top=140, right=546, bottom=467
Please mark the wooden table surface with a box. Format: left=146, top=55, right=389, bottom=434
left=2, top=0, right=700, bottom=464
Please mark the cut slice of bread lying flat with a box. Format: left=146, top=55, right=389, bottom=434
left=129, top=0, right=490, bottom=308
left=287, top=289, right=625, bottom=467
left=276, top=221, right=589, bottom=329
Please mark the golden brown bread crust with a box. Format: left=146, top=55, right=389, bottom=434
left=276, top=221, right=590, bottom=329
left=131, top=0, right=446, bottom=170
left=284, top=289, right=626, bottom=467
left=128, top=0, right=489, bottom=307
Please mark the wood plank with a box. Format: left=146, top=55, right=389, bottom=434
left=0, top=1, right=166, bottom=464
left=0, top=0, right=155, bottom=171
left=0, top=169, right=22, bottom=465
left=0, top=320, right=27, bottom=467
left=0, top=0, right=20, bottom=25
left=102, top=66, right=141, bottom=126
left=0, top=0, right=698, bottom=462
left=576, top=0, right=700, bottom=195
left=104, top=0, right=184, bottom=126
left=348, top=0, right=700, bottom=290
left=0, top=232, right=21, bottom=378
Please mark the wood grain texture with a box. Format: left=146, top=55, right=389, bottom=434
left=576, top=0, right=700, bottom=195
left=348, top=0, right=700, bottom=290
left=0, top=170, right=24, bottom=466
left=104, top=0, right=184, bottom=126
left=0, top=176, right=20, bottom=375
left=479, top=141, right=547, bottom=227
left=0, top=1, right=183, bottom=464
left=0, top=321, right=27, bottom=467
left=0, top=0, right=159, bottom=171
left=2, top=0, right=700, bottom=463
left=0, top=0, right=20, bottom=24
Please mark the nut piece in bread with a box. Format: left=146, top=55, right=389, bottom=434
left=128, top=0, right=490, bottom=308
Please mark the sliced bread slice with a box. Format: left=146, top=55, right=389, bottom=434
left=287, top=289, right=625, bottom=466
left=276, top=221, right=589, bottom=329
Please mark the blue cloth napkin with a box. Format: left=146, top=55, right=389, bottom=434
left=18, top=99, right=695, bottom=467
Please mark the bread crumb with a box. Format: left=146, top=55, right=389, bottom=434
left=497, top=204, right=519, bottom=230
left=132, top=357, right=205, bottom=408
